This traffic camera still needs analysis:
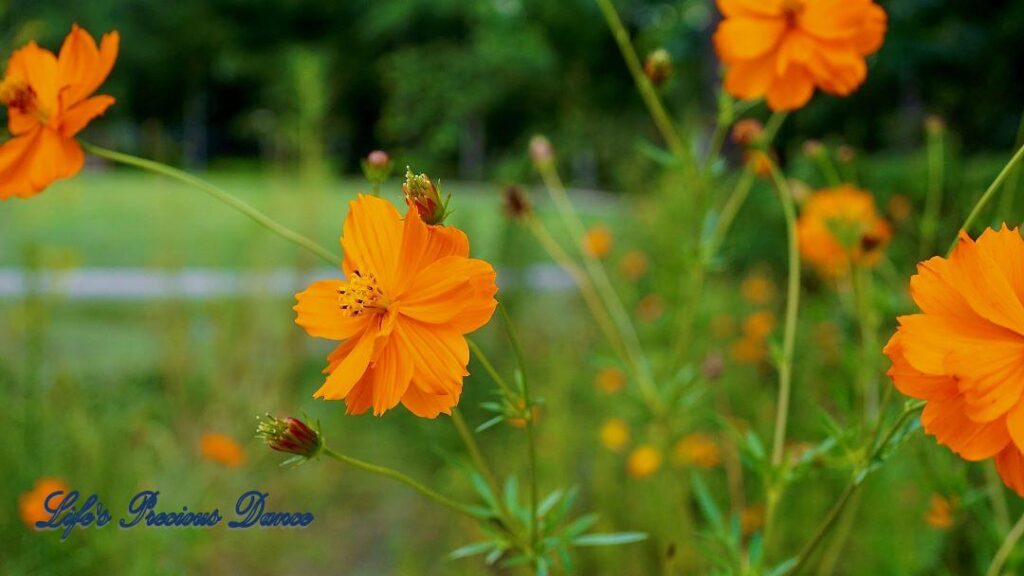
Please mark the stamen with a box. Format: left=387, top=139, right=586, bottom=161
left=337, top=270, right=387, bottom=317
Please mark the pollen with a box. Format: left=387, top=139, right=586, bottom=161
left=781, top=0, right=805, bottom=21
left=337, top=269, right=386, bottom=317
left=0, top=78, right=35, bottom=113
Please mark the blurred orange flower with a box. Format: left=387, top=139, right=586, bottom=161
left=200, top=433, right=245, bottom=467
left=885, top=226, right=1024, bottom=496
left=0, top=24, right=118, bottom=199
left=888, top=194, right=913, bottom=223
left=596, top=367, right=627, bottom=394
left=713, top=0, right=887, bottom=111
left=637, top=294, right=665, bottom=323
left=583, top=225, right=613, bottom=259
left=797, top=185, right=891, bottom=276
left=294, top=195, right=498, bottom=417
left=600, top=419, right=631, bottom=453
left=619, top=250, right=649, bottom=281
left=923, top=494, right=955, bottom=529
left=741, top=271, right=776, bottom=305
left=744, top=311, right=776, bottom=340
left=627, top=445, right=662, bottom=478
left=674, top=433, right=721, bottom=468
left=730, top=336, right=767, bottom=364
left=19, top=477, right=68, bottom=529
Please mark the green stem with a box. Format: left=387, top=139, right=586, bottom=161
left=951, top=143, right=1024, bottom=254
left=996, top=111, right=1024, bottom=221
left=853, top=266, right=879, bottom=422
left=450, top=408, right=508, bottom=517
left=705, top=112, right=788, bottom=259
left=987, top=512, right=1024, bottom=576
left=814, top=153, right=843, bottom=188
left=921, top=126, right=946, bottom=258
left=985, top=459, right=1012, bottom=534
left=523, top=213, right=630, bottom=363
left=468, top=338, right=518, bottom=401
left=766, top=160, right=801, bottom=468
left=537, top=163, right=661, bottom=415
left=499, top=305, right=539, bottom=549
left=594, top=0, right=691, bottom=168
left=785, top=401, right=924, bottom=574
left=321, top=447, right=478, bottom=519
left=82, top=142, right=342, bottom=268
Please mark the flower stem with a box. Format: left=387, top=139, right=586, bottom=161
left=523, top=213, right=630, bottom=363
left=450, top=408, right=508, bottom=517
left=499, top=304, right=539, bottom=549
left=988, top=512, right=1024, bottom=576
left=467, top=338, right=518, bottom=401
left=785, top=401, right=924, bottom=574
left=765, top=159, right=801, bottom=468
left=594, top=0, right=691, bottom=168
left=853, top=265, right=880, bottom=421
left=536, top=164, right=661, bottom=415
left=951, top=142, right=1024, bottom=254
left=920, top=124, right=946, bottom=258
left=705, top=112, right=788, bottom=259
left=321, top=447, right=478, bottom=519
left=82, top=142, right=343, bottom=268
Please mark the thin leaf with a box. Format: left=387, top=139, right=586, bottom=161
left=573, top=532, right=649, bottom=547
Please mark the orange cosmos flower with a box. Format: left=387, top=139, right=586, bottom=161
left=583, top=225, right=613, bottom=259
left=294, top=195, right=498, bottom=418
left=923, top=494, right=955, bottom=529
left=713, top=0, right=887, bottom=111
left=885, top=226, right=1024, bottom=496
left=19, top=477, right=69, bottom=529
left=673, top=433, right=722, bottom=469
left=0, top=24, right=119, bottom=200
left=627, top=445, right=662, bottom=478
left=797, top=185, right=891, bottom=276
left=595, top=367, right=627, bottom=394
left=200, top=433, right=246, bottom=467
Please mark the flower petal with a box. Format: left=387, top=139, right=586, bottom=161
left=921, top=394, right=1010, bottom=461
left=399, top=256, right=497, bottom=325
left=716, top=0, right=782, bottom=19
left=714, top=18, right=787, bottom=62
left=57, top=25, right=119, bottom=108
left=723, top=53, right=777, bottom=101
left=394, top=318, right=469, bottom=397
left=392, top=202, right=470, bottom=294
left=884, top=332, right=957, bottom=401
left=765, top=64, right=815, bottom=111
left=340, top=194, right=403, bottom=289
left=313, top=327, right=378, bottom=401
left=946, top=230, right=1024, bottom=336
left=294, top=279, right=369, bottom=340
left=401, top=382, right=460, bottom=419
left=60, top=95, right=115, bottom=138
left=997, top=445, right=1024, bottom=497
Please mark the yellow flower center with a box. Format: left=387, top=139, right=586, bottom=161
left=337, top=270, right=388, bottom=317
left=0, top=77, right=46, bottom=123
left=781, top=0, right=805, bottom=24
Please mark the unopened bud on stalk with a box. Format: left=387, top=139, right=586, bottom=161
left=402, top=167, right=448, bottom=225
left=643, top=49, right=673, bottom=87
left=257, top=415, right=322, bottom=461
left=361, top=150, right=393, bottom=187
left=731, top=119, right=764, bottom=147
left=503, top=185, right=531, bottom=218
left=701, top=351, right=725, bottom=381
left=836, top=145, right=856, bottom=163
left=924, top=115, right=946, bottom=136
left=529, top=135, right=554, bottom=168
left=802, top=140, right=825, bottom=158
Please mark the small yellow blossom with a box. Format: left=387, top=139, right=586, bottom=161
left=627, top=445, right=662, bottom=478
left=600, top=419, right=630, bottom=453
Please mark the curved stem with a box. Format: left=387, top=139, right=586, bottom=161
left=450, top=408, right=508, bottom=516
left=321, top=447, right=478, bottom=519
left=766, top=160, right=801, bottom=468
left=594, top=0, right=690, bottom=168
left=523, top=213, right=629, bottom=363
left=537, top=164, right=661, bottom=414
left=951, top=143, right=1024, bottom=255
left=785, top=401, right=924, bottom=574
left=468, top=338, right=517, bottom=401
left=82, top=142, right=342, bottom=268
left=987, top=512, right=1024, bottom=576
left=499, top=305, right=539, bottom=549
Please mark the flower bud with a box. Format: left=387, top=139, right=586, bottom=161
left=257, top=415, right=322, bottom=460
left=836, top=145, right=856, bottom=163
left=802, top=139, right=825, bottom=158
left=402, top=167, right=447, bottom=225
left=361, top=150, right=393, bottom=186
left=503, top=185, right=531, bottom=218
left=701, top=351, right=724, bottom=381
left=924, top=115, right=946, bottom=136
left=643, top=49, right=673, bottom=87
left=529, top=135, right=554, bottom=168
left=731, top=119, right=764, bottom=147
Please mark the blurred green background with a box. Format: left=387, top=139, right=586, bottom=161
left=4, top=0, right=1024, bottom=574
